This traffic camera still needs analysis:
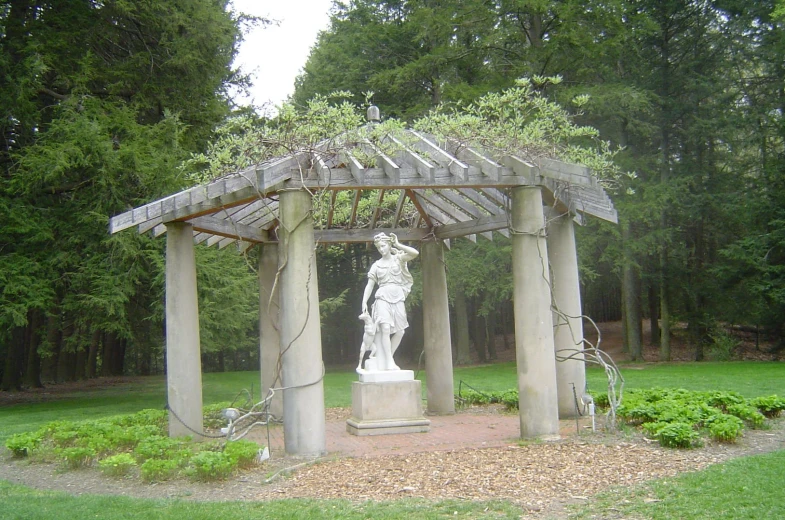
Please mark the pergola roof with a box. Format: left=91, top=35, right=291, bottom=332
left=109, top=128, right=617, bottom=247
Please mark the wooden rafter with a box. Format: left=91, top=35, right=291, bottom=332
left=369, top=189, right=386, bottom=230
left=405, top=189, right=434, bottom=228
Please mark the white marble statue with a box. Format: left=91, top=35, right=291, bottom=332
left=359, top=232, right=419, bottom=372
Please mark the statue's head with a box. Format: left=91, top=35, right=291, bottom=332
left=373, top=232, right=392, bottom=254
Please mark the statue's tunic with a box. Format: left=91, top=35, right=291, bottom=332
left=368, top=253, right=413, bottom=334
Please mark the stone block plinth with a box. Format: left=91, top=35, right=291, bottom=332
left=346, top=380, right=430, bottom=436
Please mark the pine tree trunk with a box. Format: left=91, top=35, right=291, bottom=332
left=1, top=326, right=25, bottom=391
left=41, top=312, right=61, bottom=382
left=87, top=329, right=100, bottom=378
left=101, top=332, right=114, bottom=377
left=500, top=301, right=513, bottom=350
left=622, top=222, right=643, bottom=360
left=75, top=335, right=88, bottom=380
left=23, top=309, right=43, bottom=388
left=454, top=289, right=472, bottom=365
left=56, top=322, right=75, bottom=382
left=649, top=283, right=660, bottom=346
left=471, top=300, right=487, bottom=363
left=486, top=310, right=498, bottom=360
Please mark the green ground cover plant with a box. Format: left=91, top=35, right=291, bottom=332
left=4, top=405, right=263, bottom=483
left=456, top=379, right=783, bottom=448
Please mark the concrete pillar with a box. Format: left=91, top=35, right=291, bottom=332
left=278, top=189, right=326, bottom=456
left=258, top=237, right=282, bottom=419
left=421, top=239, right=455, bottom=415
left=164, top=222, right=203, bottom=439
left=510, top=186, right=559, bottom=438
left=547, top=213, right=586, bottom=419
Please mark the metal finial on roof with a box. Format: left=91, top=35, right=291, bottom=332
left=367, top=105, right=380, bottom=123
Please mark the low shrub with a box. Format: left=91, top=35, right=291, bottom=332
left=706, top=390, right=745, bottom=411
left=133, top=436, right=186, bottom=462
left=98, top=453, right=137, bottom=477
left=57, top=446, right=96, bottom=469
left=706, top=414, right=744, bottom=443
left=654, top=422, right=702, bottom=449
left=750, top=395, right=785, bottom=418
left=140, top=458, right=180, bottom=482
left=223, top=440, right=261, bottom=469
left=186, top=450, right=233, bottom=481
left=5, top=431, right=43, bottom=457
left=726, top=403, right=765, bottom=428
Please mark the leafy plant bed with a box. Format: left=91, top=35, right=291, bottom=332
left=602, top=388, right=783, bottom=447
left=4, top=404, right=265, bottom=482
left=457, top=387, right=784, bottom=448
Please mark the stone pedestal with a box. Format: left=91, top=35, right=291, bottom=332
left=346, top=380, right=430, bottom=436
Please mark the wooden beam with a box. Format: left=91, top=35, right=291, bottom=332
left=362, top=139, right=400, bottom=183
left=452, top=143, right=505, bottom=180
left=326, top=190, right=338, bottom=228
left=408, top=130, right=469, bottom=179
left=502, top=155, right=539, bottom=182
left=384, top=135, right=436, bottom=181
left=190, top=216, right=267, bottom=243
left=414, top=190, right=472, bottom=224
left=434, top=213, right=509, bottom=240
left=406, top=189, right=434, bottom=228
left=288, top=167, right=534, bottom=190
left=393, top=190, right=407, bottom=227
left=369, top=189, right=386, bottom=230
left=340, top=150, right=366, bottom=182
left=349, top=190, right=362, bottom=228
left=538, top=158, right=594, bottom=186
left=314, top=227, right=427, bottom=243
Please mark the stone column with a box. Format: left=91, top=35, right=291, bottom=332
left=421, top=239, right=455, bottom=415
left=547, top=212, right=586, bottom=419
left=258, top=237, right=282, bottom=419
left=510, top=186, right=559, bottom=438
left=278, top=189, right=326, bottom=456
left=164, top=222, right=203, bottom=439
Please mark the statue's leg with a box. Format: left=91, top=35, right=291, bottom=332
left=357, top=341, right=366, bottom=371
left=391, top=330, right=405, bottom=355
left=379, top=323, right=395, bottom=370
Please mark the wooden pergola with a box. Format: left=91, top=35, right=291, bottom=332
left=110, top=121, right=617, bottom=456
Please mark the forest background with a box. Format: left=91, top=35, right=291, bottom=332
left=2, top=0, right=784, bottom=390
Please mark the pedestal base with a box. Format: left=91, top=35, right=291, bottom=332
left=346, top=380, right=430, bottom=436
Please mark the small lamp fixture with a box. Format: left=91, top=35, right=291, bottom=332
left=367, top=105, right=380, bottom=123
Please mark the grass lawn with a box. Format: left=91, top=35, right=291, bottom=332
left=0, top=482, right=521, bottom=520
left=569, top=449, right=785, bottom=519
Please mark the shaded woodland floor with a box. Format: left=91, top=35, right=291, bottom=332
left=466, top=320, right=782, bottom=366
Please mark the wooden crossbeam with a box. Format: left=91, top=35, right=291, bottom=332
left=393, top=190, right=407, bottom=227
left=361, top=139, right=400, bottom=183
left=406, top=189, right=434, bottom=228
left=384, top=135, right=436, bottom=181
left=190, top=216, right=267, bottom=243
left=408, top=130, right=469, bottom=179
left=433, top=213, right=508, bottom=240
left=326, top=190, right=338, bottom=228
left=340, top=150, right=366, bottom=182
left=369, top=189, right=386, bottom=230
left=314, top=227, right=427, bottom=244
left=349, top=190, right=362, bottom=228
